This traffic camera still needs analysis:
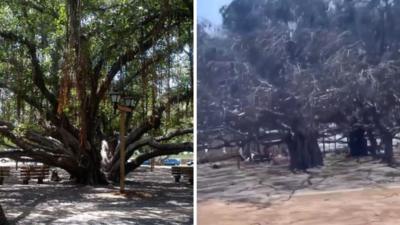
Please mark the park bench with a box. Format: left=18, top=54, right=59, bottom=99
left=19, top=165, right=49, bottom=184
left=0, top=167, right=11, bottom=185
left=171, top=166, right=193, bottom=184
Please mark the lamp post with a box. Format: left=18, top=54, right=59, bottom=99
left=109, top=91, right=135, bottom=193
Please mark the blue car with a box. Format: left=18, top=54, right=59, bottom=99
left=163, top=158, right=180, bottom=166
left=142, top=160, right=150, bottom=165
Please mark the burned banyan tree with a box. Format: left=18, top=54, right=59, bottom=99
left=198, top=0, right=400, bottom=170
left=0, top=0, right=193, bottom=184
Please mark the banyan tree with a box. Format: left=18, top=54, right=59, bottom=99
left=0, top=0, right=193, bottom=184
left=198, top=0, right=400, bottom=170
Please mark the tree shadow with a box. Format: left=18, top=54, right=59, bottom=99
left=0, top=168, right=192, bottom=224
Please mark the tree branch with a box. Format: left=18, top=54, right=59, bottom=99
left=96, top=5, right=187, bottom=102
left=125, top=141, right=192, bottom=173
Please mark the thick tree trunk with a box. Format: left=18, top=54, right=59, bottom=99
left=73, top=166, right=107, bottom=185
left=382, top=133, right=394, bottom=165
left=0, top=204, right=8, bottom=225
left=348, top=128, right=368, bottom=156
left=241, top=142, right=251, bottom=160
left=285, top=130, right=323, bottom=171
left=71, top=147, right=108, bottom=185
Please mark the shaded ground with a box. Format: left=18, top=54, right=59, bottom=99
left=198, top=153, right=400, bottom=224
left=0, top=166, right=193, bottom=225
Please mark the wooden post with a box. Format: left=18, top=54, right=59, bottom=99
left=237, top=155, right=241, bottom=170
left=119, top=111, right=127, bottom=194
left=322, top=136, right=325, bottom=155
left=117, top=105, right=132, bottom=193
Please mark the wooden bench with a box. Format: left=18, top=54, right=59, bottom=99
left=19, top=165, right=49, bottom=184
left=0, top=167, right=10, bottom=185
left=171, top=166, right=193, bottom=184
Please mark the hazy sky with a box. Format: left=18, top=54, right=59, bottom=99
left=197, top=0, right=233, bottom=25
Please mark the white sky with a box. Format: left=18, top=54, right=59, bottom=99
left=197, top=0, right=233, bottom=25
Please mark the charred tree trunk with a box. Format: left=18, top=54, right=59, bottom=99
left=241, top=142, right=251, bottom=160
left=370, top=107, right=394, bottom=164
left=382, top=133, right=394, bottom=165
left=285, top=130, right=323, bottom=171
left=348, top=128, right=368, bottom=156
left=238, top=143, right=246, bottom=160
left=0, top=204, right=8, bottom=225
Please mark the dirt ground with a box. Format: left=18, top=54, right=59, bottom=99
left=198, top=153, right=400, bottom=225
left=0, top=166, right=193, bottom=225
left=199, top=186, right=400, bottom=225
